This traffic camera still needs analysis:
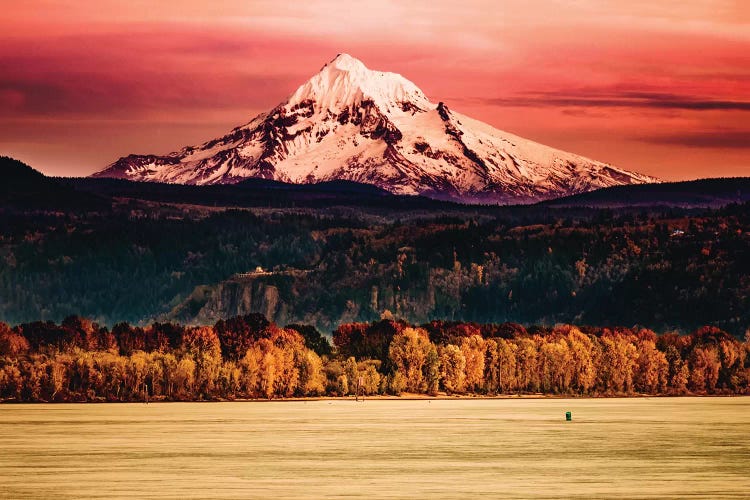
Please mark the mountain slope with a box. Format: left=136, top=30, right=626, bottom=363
left=0, top=156, right=105, bottom=210
left=93, top=54, right=657, bottom=203
left=63, top=177, right=459, bottom=210
left=541, top=177, right=750, bottom=208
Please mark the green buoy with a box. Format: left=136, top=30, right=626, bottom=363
left=565, top=411, right=572, bottom=421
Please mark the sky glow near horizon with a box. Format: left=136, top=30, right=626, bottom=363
left=1, top=0, right=748, bottom=180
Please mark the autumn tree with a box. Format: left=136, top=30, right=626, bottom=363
left=460, top=335, right=486, bottom=393
left=44, top=357, right=68, bottom=400
left=634, top=338, right=668, bottom=394
left=343, top=356, right=358, bottom=395
left=359, top=359, right=384, bottom=395
left=335, top=320, right=405, bottom=366
left=0, top=323, right=29, bottom=357
left=388, top=327, right=433, bottom=393
left=386, top=371, right=407, bottom=395
left=538, top=336, right=573, bottom=394
left=173, top=356, right=196, bottom=399
left=214, top=314, right=271, bottom=361
left=718, top=339, right=746, bottom=390
left=298, top=350, right=326, bottom=395
left=563, top=327, right=597, bottom=394
left=439, top=344, right=466, bottom=393
left=61, top=316, right=100, bottom=351
left=515, top=337, right=539, bottom=393
left=0, top=362, right=23, bottom=400
left=689, top=346, right=720, bottom=393
left=286, top=323, right=332, bottom=356
left=597, top=332, right=638, bottom=394
left=218, top=361, right=242, bottom=398
left=424, top=344, right=440, bottom=396
left=146, top=323, right=184, bottom=353
left=17, top=321, right=66, bottom=352
left=269, top=327, right=306, bottom=397
left=181, top=326, right=222, bottom=398
left=113, top=323, right=147, bottom=356
left=485, top=338, right=518, bottom=394
left=663, top=345, right=689, bottom=394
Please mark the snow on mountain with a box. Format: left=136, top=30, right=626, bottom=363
left=93, top=53, right=658, bottom=203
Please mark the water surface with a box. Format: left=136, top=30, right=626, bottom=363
left=1, top=398, right=748, bottom=499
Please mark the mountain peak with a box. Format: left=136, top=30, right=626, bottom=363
left=287, top=54, right=431, bottom=113
left=93, top=55, right=658, bottom=203
left=326, top=53, right=367, bottom=72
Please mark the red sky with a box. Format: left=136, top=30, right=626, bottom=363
left=1, top=0, right=749, bottom=180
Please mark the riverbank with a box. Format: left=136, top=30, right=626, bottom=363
left=3, top=391, right=746, bottom=404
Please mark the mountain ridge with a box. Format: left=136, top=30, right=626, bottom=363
left=93, top=53, right=658, bottom=204
left=541, top=177, right=750, bottom=208
left=0, top=156, right=106, bottom=211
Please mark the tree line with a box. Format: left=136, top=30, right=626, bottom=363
left=1, top=314, right=748, bottom=402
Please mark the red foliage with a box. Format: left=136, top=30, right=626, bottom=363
left=214, top=314, right=273, bottom=360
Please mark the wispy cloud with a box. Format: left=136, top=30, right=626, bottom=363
left=641, top=130, right=750, bottom=149
left=461, top=91, right=750, bottom=111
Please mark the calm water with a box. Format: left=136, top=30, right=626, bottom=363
left=0, top=398, right=748, bottom=499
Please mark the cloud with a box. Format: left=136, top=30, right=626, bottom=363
left=469, top=91, right=750, bottom=111
left=641, top=130, right=750, bottom=149
left=0, top=29, right=313, bottom=120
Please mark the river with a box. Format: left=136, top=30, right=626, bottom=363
left=1, top=397, right=748, bottom=499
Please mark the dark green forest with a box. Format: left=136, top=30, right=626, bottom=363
left=2, top=201, right=750, bottom=336
left=2, top=156, right=750, bottom=338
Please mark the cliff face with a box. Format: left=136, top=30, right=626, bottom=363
left=164, top=261, right=502, bottom=334
left=202, top=281, right=282, bottom=324
left=169, top=279, right=286, bottom=326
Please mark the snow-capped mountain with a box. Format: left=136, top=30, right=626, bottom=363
left=93, top=53, right=657, bottom=203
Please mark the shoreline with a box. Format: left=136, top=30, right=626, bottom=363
left=2, top=393, right=747, bottom=404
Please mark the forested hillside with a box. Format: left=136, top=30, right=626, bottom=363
left=3, top=156, right=750, bottom=337
left=2, top=201, right=750, bottom=336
